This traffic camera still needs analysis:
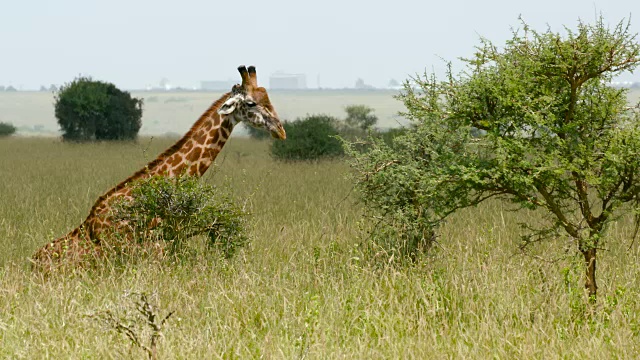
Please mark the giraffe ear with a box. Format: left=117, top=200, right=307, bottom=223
left=218, top=97, right=238, bottom=115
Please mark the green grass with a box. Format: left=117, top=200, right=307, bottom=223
left=1, top=137, right=640, bottom=358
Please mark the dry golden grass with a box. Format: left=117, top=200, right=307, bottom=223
left=1, top=137, right=640, bottom=358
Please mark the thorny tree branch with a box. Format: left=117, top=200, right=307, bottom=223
left=86, top=292, right=174, bottom=360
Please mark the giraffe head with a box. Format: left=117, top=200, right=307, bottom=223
left=218, top=65, right=286, bottom=140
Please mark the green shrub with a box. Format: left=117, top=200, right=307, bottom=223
left=0, top=122, right=16, bottom=137
left=55, top=77, right=143, bottom=141
left=333, top=105, right=380, bottom=141
left=270, top=114, right=344, bottom=161
left=344, top=132, right=437, bottom=262
left=111, top=175, right=248, bottom=259
left=344, top=104, right=378, bottom=131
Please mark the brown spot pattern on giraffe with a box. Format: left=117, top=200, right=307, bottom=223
left=188, top=148, right=202, bottom=163
left=203, top=148, right=219, bottom=159
left=169, top=154, right=182, bottom=167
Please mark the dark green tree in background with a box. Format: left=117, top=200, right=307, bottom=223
left=345, top=17, right=640, bottom=301
left=271, top=114, right=344, bottom=161
left=55, top=77, right=143, bottom=141
left=0, top=122, right=17, bottom=137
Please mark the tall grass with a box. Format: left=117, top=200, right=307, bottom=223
left=1, top=137, right=640, bottom=358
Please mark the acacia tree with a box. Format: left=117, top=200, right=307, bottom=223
left=345, top=17, right=640, bottom=301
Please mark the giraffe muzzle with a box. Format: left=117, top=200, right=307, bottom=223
left=272, top=125, right=287, bottom=140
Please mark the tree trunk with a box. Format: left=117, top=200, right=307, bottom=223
left=582, top=247, right=597, bottom=301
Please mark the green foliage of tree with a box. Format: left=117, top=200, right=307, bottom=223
left=345, top=17, right=640, bottom=301
left=271, top=114, right=344, bottom=161
left=0, top=122, right=17, bottom=137
left=377, top=127, right=409, bottom=148
left=344, top=104, right=378, bottom=131
left=55, top=77, right=143, bottom=141
left=111, top=175, right=249, bottom=259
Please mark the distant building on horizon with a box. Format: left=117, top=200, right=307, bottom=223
left=354, top=78, right=375, bottom=90
left=269, top=72, right=307, bottom=90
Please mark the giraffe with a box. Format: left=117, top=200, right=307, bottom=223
left=31, top=65, right=286, bottom=271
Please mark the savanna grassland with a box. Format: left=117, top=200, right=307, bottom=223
left=1, top=89, right=640, bottom=358
left=1, top=135, right=640, bottom=359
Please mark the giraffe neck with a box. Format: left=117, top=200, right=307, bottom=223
left=147, top=92, right=237, bottom=178
left=81, top=92, right=238, bottom=225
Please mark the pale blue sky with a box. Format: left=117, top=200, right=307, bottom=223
left=1, top=0, right=639, bottom=89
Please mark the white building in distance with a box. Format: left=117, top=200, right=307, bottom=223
left=200, top=80, right=236, bottom=91
left=269, top=72, right=307, bottom=90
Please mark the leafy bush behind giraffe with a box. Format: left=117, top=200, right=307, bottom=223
left=270, top=114, right=345, bottom=161
left=0, top=122, right=16, bottom=137
left=244, top=105, right=379, bottom=142
left=55, top=76, right=143, bottom=141
left=265, top=106, right=402, bottom=161
left=344, top=17, right=640, bottom=301
left=111, top=174, right=249, bottom=259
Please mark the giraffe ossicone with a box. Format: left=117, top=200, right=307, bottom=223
left=31, top=65, right=286, bottom=271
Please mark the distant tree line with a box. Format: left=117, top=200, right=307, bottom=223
left=0, top=84, right=57, bottom=92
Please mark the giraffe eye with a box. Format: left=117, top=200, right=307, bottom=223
left=246, top=101, right=257, bottom=107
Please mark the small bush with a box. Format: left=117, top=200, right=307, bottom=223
left=270, top=114, right=344, bottom=161
left=0, top=122, right=16, bottom=137
left=344, top=133, right=436, bottom=262
left=55, top=76, right=143, bottom=142
left=333, top=105, right=380, bottom=141
left=344, top=104, right=378, bottom=131
left=111, top=175, right=248, bottom=259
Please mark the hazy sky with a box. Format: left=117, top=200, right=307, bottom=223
left=2, top=0, right=639, bottom=90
